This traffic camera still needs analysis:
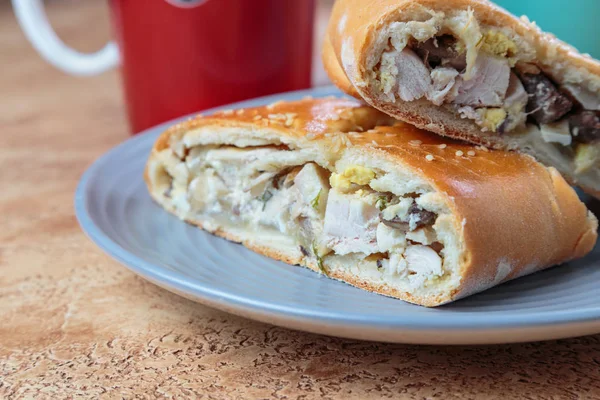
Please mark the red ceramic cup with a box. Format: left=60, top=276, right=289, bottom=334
left=14, top=0, right=316, bottom=132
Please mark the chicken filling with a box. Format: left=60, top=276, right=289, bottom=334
left=375, top=29, right=600, bottom=173
left=157, top=145, right=446, bottom=288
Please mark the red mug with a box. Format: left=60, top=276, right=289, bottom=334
left=14, top=0, right=316, bottom=132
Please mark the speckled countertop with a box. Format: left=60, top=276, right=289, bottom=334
left=2, top=1, right=600, bottom=399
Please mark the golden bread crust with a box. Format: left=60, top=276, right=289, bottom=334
left=153, top=97, right=392, bottom=152
left=322, top=33, right=362, bottom=100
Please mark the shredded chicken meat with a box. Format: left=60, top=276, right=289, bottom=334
left=376, top=31, right=600, bottom=171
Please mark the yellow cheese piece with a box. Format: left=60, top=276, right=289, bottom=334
left=477, top=108, right=507, bottom=132
left=330, top=165, right=376, bottom=191
left=574, top=143, right=600, bottom=174
left=480, top=31, right=518, bottom=58
left=344, top=165, right=375, bottom=185
left=330, top=173, right=352, bottom=191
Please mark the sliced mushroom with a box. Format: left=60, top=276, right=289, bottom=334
left=379, top=200, right=436, bottom=231
left=407, top=203, right=436, bottom=230
left=570, top=110, right=600, bottom=143
left=519, top=72, right=573, bottom=124
left=413, top=35, right=460, bottom=68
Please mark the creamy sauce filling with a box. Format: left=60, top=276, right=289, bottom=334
left=158, top=145, right=447, bottom=288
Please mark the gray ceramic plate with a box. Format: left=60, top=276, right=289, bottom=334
left=75, top=86, right=600, bottom=345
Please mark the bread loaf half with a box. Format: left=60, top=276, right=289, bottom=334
left=323, top=0, right=600, bottom=196
left=145, top=98, right=597, bottom=306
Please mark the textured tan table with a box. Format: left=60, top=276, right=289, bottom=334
left=2, top=1, right=600, bottom=399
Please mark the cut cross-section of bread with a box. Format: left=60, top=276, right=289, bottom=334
left=145, top=98, right=597, bottom=307
left=323, top=0, right=600, bottom=196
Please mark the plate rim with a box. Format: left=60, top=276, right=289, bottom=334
left=75, top=85, right=600, bottom=333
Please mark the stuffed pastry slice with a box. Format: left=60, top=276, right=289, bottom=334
left=323, top=0, right=600, bottom=196
left=145, top=98, right=597, bottom=307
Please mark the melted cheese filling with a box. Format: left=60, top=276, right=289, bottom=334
left=151, top=145, right=448, bottom=289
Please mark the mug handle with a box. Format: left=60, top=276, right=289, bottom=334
left=12, top=0, right=119, bottom=76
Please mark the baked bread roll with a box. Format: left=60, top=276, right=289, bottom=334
left=145, top=98, right=597, bottom=307
left=323, top=0, right=600, bottom=196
